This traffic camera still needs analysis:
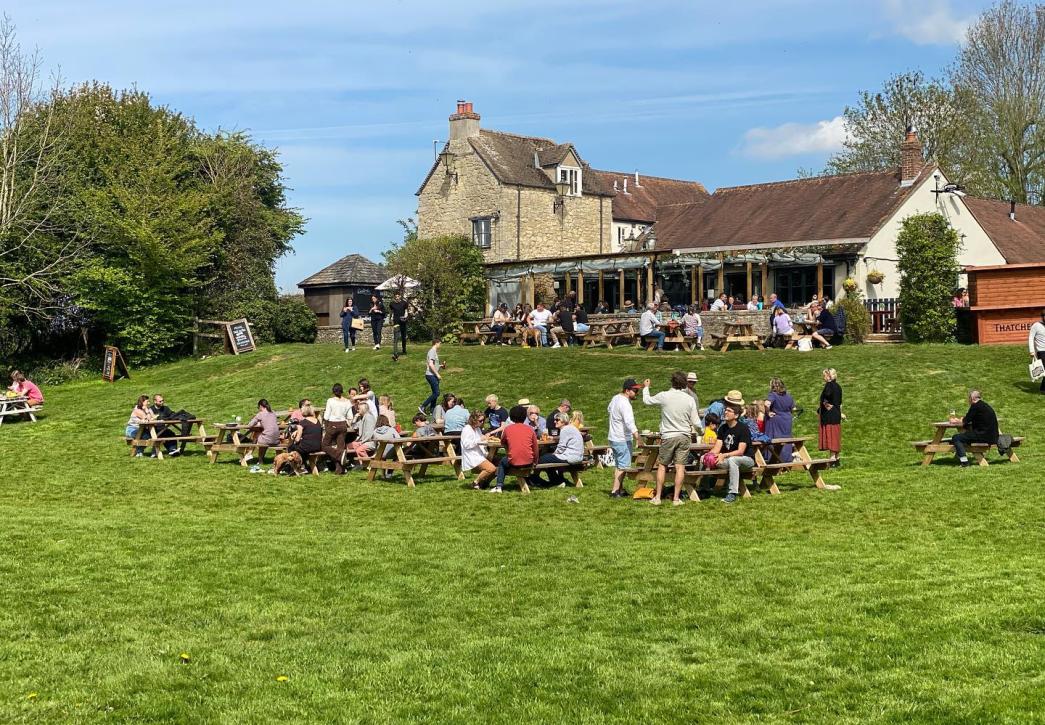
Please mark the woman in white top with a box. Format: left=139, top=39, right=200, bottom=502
left=461, top=410, right=497, bottom=490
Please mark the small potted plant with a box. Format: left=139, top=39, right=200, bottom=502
left=842, top=277, right=858, bottom=293
left=866, top=269, right=885, bottom=285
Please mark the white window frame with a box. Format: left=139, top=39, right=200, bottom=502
left=557, top=165, right=582, bottom=196
left=471, top=217, right=492, bottom=249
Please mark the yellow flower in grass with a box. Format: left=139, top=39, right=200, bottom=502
left=276, top=675, right=289, bottom=682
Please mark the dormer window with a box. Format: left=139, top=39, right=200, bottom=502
left=557, top=166, right=582, bottom=196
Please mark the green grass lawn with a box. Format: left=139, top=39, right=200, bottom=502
left=1, top=342, right=1043, bottom=723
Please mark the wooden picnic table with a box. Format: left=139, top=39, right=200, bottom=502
left=584, top=319, right=636, bottom=348
left=366, top=434, right=463, bottom=487
left=482, top=437, right=588, bottom=492
left=784, top=320, right=819, bottom=349
left=641, top=320, right=693, bottom=351
left=711, top=321, right=764, bottom=352
left=126, top=418, right=210, bottom=459
left=912, top=422, right=1022, bottom=467
left=205, top=423, right=284, bottom=465
left=0, top=395, right=40, bottom=426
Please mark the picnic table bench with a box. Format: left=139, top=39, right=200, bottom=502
left=0, top=395, right=41, bottom=426
left=124, top=418, right=211, bottom=459
left=483, top=436, right=592, bottom=492
left=711, top=321, right=764, bottom=352
left=205, top=423, right=285, bottom=465
left=459, top=319, right=521, bottom=346
left=912, top=422, right=1023, bottom=466
left=366, top=435, right=463, bottom=487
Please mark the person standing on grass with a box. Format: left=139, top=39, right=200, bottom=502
left=339, top=298, right=359, bottom=352
left=643, top=372, right=701, bottom=506
left=708, top=394, right=754, bottom=504
left=608, top=378, right=642, bottom=498
left=491, top=405, right=539, bottom=494
left=948, top=390, right=999, bottom=468
left=684, top=372, right=704, bottom=434
left=369, top=294, right=386, bottom=350
left=765, top=377, right=796, bottom=462
left=420, top=338, right=443, bottom=415
left=817, top=368, right=844, bottom=463
left=461, top=410, right=498, bottom=489
left=323, top=383, right=353, bottom=475
left=1030, top=309, right=1045, bottom=394
left=389, top=291, right=411, bottom=357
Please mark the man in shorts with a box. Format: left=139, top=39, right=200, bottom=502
left=607, top=378, right=642, bottom=498
left=642, top=371, right=701, bottom=506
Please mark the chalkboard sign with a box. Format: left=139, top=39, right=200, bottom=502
left=225, top=319, right=256, bottom=355
left=102, top=345, right=130, bottom=382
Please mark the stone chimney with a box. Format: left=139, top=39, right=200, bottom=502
left=900, top=126, right=924, bottom=187
left=449, top=100, right=480, bottom=141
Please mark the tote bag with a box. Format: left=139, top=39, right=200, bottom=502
left=1031, top=358, right=1045, bottom=382
left=351, top=318, right=365, bottom=331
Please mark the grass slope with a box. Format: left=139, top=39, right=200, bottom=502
left=1, top=343, right=1043, bottom=723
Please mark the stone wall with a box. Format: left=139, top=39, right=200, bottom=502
left=590, top=309, right=804, bottom=337
left=317, top=324, right=397, bottom=347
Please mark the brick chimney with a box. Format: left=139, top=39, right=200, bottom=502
left=900, top=126, right=924, bottom=187
left=449, top=100, right=480, bottom=141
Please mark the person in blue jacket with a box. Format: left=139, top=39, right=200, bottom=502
left=340, top=298, right=359, bottom=352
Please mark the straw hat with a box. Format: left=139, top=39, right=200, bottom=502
left=686, top=372, right=698, bottom=382
left=517, top=398, right=531, bottom=406
left=724, top=389, right=745, bottom=407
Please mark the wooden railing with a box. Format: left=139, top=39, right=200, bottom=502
left=864, top=298, right=901, bottom=334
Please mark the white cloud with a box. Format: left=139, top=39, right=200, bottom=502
left=883, top=0, right=972, bottom=45
left=739, top=116, right=847, bottom=159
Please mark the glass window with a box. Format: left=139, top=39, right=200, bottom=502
left=558, top=166, right=581, bottom=196
left=472, top=218, right=492, bottom=249
left=773, top=266, right=835, bottom=306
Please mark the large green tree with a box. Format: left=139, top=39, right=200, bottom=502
left=895, top=213, right=962, bottom=343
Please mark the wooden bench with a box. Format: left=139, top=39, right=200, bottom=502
left=126, top=419, right=211, bottom=460
left=501, top=461, right=589, bottom=493
left=912, top=436, right=1022, bottom=466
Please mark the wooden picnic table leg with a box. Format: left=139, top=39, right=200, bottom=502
left=366, top=441, right=386, bottom=481
left=921, top=429, right=944, bottom=466
left=569, top=470, right=583, bottom=488
left=974, top=449, right=989, bottom=467
left=517, top=473, right=530, bottom=494
left=446, top=441, right=464, bottom=479
left=149, top=427, right=164, bottom=460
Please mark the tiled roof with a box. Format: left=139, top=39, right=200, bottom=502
left=592, top=170, right=709, bottom=223
left=298, top=253, right=387, bottom=287
left=963, top=197, right=1045, bottom=264
left=468, top=130, right=612, bottom=196
left=653, top=166, right=933, bottom=252
left=536, top=143, right=574, bottom=167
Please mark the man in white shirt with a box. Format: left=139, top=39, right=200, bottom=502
left=643, top=372, right=701, bottom=506
left=529, top=302, right=553, bottom=346
left=711, top=293, right=728, bottom=312
left=639, top=303, right=665, bottom=351
left=1030, top=308, right=1045, bottom=393
left=607, top=378, right=642, bottom=498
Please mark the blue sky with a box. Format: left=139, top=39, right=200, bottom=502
left=11, top=0, right=993, bottom=290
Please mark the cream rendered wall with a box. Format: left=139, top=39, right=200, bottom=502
left=612, top=221, right=648, bottom=250
left=860, top=171, right=1006, bottom=298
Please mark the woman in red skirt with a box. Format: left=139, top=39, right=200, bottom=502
left=817, top=368, right=843, bottom=464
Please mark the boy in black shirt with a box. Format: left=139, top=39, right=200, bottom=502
left=708, top=400, right=753, bottom=504
left=948, top=390, right=999, bottom=467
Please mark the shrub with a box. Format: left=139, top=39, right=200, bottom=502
left=895, top=213, right=961, bottom=343
left=273, top=296, right=317, bottom=343
left=229, top=299, right=278, bottom=344
left=832, top=290, right=872, bottom=344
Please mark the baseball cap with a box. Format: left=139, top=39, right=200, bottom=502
left=622, top=378, right=642, bottom=390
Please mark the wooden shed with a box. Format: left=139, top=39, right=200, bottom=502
left=297, top=254, right=387, bottom=327
left=965, top=262, right=1045, bottom=345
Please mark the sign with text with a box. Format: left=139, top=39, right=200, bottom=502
left=225, top=319, right=256, bottom=355
left=102, top=346, right=130, bottom=382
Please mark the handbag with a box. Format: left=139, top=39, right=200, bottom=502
left=351, top=318, right=365, bottom=331
left=1031, top=359, right=1045, bottom=382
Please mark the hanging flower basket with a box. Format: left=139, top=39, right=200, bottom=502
left=866, top=269, right=885, bottom=285
left=842, top=277, right=858, bottom=292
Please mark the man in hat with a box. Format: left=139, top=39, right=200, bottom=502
left=708, top=390, right=754, bottom=504
left=684, top=372, right=703, bottom=426
left=607, top=378, right=642, bottom=498
left=643, top=372, right=702, bottom=506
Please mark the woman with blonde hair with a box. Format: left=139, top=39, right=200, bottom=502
left=817, top=368, right=843, bottom=462
left=461, top=409, right=497, bottom=490
left=378, top=394, right=396, bottom=429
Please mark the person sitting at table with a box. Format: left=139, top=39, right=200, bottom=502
left=462, top=410, right=498, bottom=490
left=528, top=302, right=553, bottom=346
left=643, top=372, right=702, bottom=506
left=948, top=390, right=999, bottom=468
left=433, top=393, right=456, bottom=424
left=491, top=303, right=512, bottom=345
left=527, top=409, right=585, bottom=488
left=594, top=300, right=610, bottom=314
left=490, top=405, right=539, bottom=494
left=546, top=399, right=571, bottom=436
left=574, top=305, right=590, bottom=336
left=288, top=399, right=311, bottom=423
left=443, top=396, right=469, bottom=434
left=711, top=293, right=728, bottom=312
left=701, top=412, right=720, bottom=446
left=125, top=394, right=155, bottom=457
left=273, top=402, right=323, bottom=475
left=247, top=399, right=281, bottom=465
left=770, top=306, right=794, bottom=346
left=747, top=295, right=762, bottom=311
left=405, top=412, right=437, bottom=459
left=727, top=295, right=737, bottom=310
left=681, top=306, right=704, bottom=349
left=622, top=299, right=638, bottom=314
left=707, top=393, right=754, bottom=504
left=347, top=400, right=377, bottom=467
left=8, top=371, right=44, bottom=407
left=149, top=394, right=188, bottom=456
left=372, top=414, right=401, bottom=472
left=483, top=394, right=510, bottom=432
left=549, top=302, right=575, bottom=348
left=525, top=404, right=547, bottom=438
left=639, top=303, right=665, bottom=351
left=810, top=303, right=835, bottom=349
left=378, top=394, right=397, bottom=429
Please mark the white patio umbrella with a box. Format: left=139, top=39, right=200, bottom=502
left=376, top=274, right=420, bottom=291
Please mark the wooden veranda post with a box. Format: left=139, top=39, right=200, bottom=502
left=745, top=262, right=753, bottom=300
left=816, top=262, right=824, bottom=299
left=646, top=257, right=654, bottom=304
left=717, top=254, right=725, bottom=297
left=527, top=273, right=535, bottom=307
left=618, top=269, right=625, bottom=310
left=690, top=266, right=696, bottom=305
left=598, top=270, right=604, bottom=305
left=761, top=263, right=769, bottom=298
left=565, top=272, right=571, bottom=295
left=697, top=265, right=704, bottom=305
left=577, top=270, right=584, bottom=304
left=635, top=268, right=642, bottom=305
